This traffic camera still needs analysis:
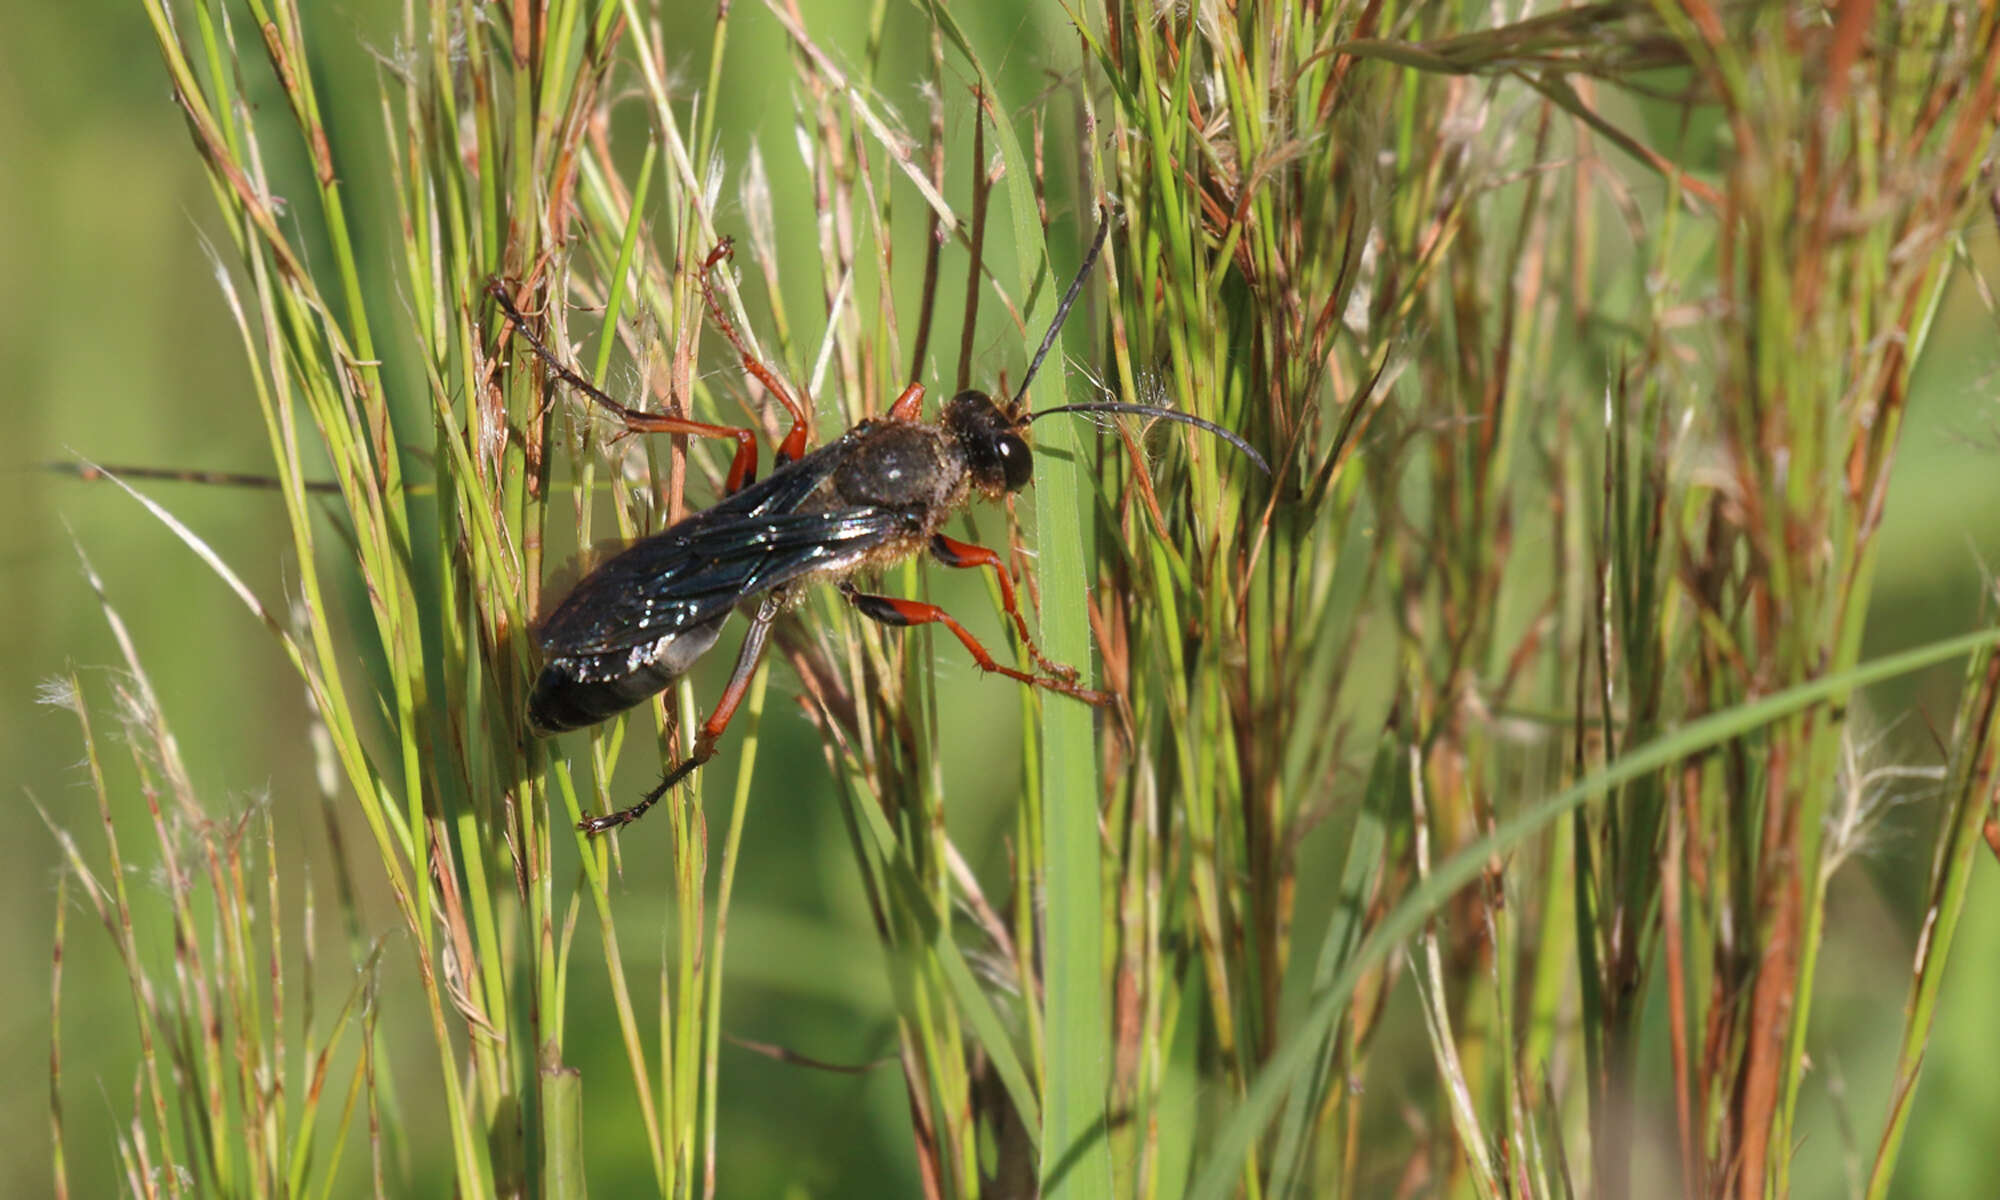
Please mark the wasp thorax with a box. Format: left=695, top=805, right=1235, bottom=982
left=831, top=421, right=955, bottom=508
left=945, top=390, right=1034, bottom=493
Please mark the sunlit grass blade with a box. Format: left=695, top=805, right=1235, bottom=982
left=1192, top=624, right=2000, bottom=1200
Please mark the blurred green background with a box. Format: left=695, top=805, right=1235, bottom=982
left=7, top=2, right=2000, bottom=1196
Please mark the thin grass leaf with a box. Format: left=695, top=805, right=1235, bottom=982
left=1192, top=623, right=2000, bottom=1200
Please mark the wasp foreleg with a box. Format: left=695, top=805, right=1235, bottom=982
left=840, top=582, right=1109, bottom=706
left=927, top=534, right=1083, bottom=686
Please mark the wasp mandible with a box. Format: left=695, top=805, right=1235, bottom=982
left=490, top=209, right=1265, bottom=834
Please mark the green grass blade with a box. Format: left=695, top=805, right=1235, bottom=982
left=1191, top=624, right=2000, bottom=1200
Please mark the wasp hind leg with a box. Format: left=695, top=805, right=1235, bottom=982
left=840, top=582, right=1109, bottom=706
left=577, top=592, right=785, bottom=835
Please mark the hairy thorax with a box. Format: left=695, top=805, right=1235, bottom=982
left=829, top=420, right=970, bottom=513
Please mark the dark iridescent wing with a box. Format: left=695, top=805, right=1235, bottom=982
left=685, top=421, right=871, bottom=524
left=535, top=425, right=866, bottom=661
left=527, top=425, right=905, bottom=731
left=536, top=504, right=910, bottom=665
left=528, top=503, right=911, bottom=730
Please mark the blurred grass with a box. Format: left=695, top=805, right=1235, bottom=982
left=9, top=0, right=2000, bottom=1197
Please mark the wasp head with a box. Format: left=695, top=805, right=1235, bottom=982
left=944, top=389, right=1035, bottom=494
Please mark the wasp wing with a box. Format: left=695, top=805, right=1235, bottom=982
left=538, top=426, right=885, bottom=658
left=537, top=504, right=911, bottom=665
left=528, top=503, right=911, bottom=731
left=529, top=426, right=905, bottom=731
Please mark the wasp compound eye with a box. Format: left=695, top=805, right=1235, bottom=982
left=996, top=433, right=1034, bottom=491
left=945, top=390, right=1030, bottom=493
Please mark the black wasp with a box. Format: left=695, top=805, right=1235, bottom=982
left=490, top=209, right=1265, bottom=834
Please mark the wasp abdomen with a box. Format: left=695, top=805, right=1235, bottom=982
left=528, top=613, right=729, bottom=732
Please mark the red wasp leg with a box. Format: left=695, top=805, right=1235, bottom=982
left=577, top=592, right=784, bottom=835
left=698, top=239, right=814, bottom=467
left=927, top=534, right=1082, bottom=684
left=611, top=409, right=762, bottom=495
left=840, top=583, right=1110, bottom=705
left=887, top=382, right=926, bottom=422
left=488, top=280, right=765, bottom=493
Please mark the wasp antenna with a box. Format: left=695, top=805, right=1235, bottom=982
left=1030, top=401, right=1271, bottom=476
left=1010, top=205, right=1115, bottom=415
